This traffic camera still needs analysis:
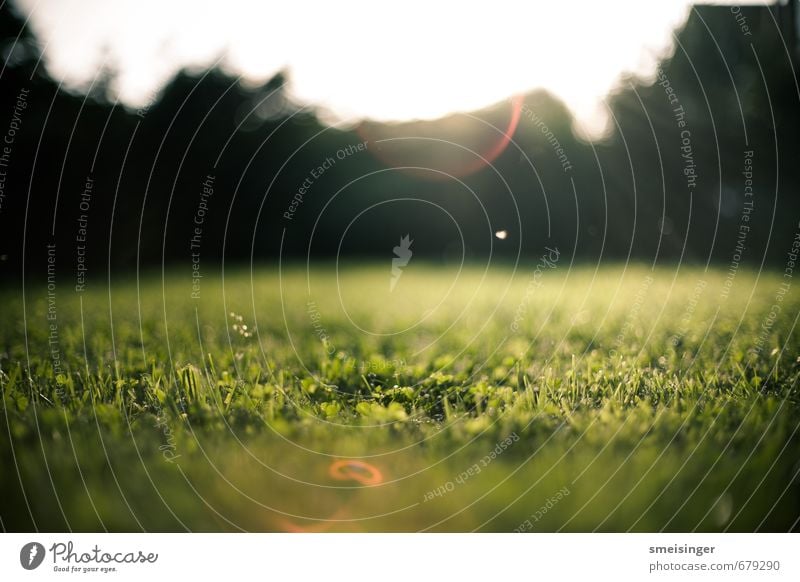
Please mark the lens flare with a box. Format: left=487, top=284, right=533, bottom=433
left=328, top=459, right=384, bottom=486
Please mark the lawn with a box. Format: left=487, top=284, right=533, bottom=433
left=1, top=264, right=798, bottom=531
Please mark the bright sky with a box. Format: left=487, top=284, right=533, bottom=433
left=14, top=0, right=768, bottom=137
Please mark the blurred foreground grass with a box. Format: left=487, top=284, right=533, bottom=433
left=1, top=264, right=799, bottom=531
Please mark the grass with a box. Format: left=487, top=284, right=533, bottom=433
left=1, top=263, right=799, bottom=532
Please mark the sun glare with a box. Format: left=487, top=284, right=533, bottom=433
left=14, top=0, right=761, bottom=137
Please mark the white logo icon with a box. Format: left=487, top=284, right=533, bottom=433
left=20, top=542, right=45, bottom=570
left=390, top=235, right=413, bottom=291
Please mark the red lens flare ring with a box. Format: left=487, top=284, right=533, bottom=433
left=328, top=460, right=384, bottom=486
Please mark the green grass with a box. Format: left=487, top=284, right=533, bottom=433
left=1, top=264, right=799, bottom=531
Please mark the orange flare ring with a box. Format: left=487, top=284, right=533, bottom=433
left=458, top=94, right=523, bottom=177
left=328, top=459, right=383, bottom=486
left=278, top=507, right=349, bottom=533
left=357, top=94, right=524, bottom=179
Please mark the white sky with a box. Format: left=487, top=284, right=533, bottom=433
left=13, top=0, right=770, bottom=137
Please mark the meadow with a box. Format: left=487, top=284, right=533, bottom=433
left=1, top=264, right=798, bottom=532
